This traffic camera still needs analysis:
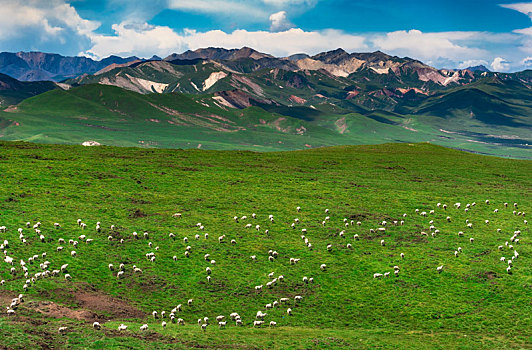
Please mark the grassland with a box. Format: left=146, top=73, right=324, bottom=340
left=0, top=141, right=530, bottom=349
left=0, top=83, right=530, bottom=159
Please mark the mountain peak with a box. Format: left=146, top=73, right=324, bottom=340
left=465, top=65, right=490, bottom=72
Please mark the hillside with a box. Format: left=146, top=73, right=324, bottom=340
left=0, top=73, right=57, bottom=106
left=0, top=83, right=530, bottom=159
left=0, top=48, right=529, bottom=158
left=0, top=141, right=530, bottom=349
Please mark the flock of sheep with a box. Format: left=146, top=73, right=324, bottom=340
left=0, top=199, right=527, bottom=335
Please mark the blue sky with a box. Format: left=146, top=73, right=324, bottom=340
left=0, top=0, right=531, bottom=71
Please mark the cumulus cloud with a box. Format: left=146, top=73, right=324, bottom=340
left=457, top=59, right=489, bottom=69
left=0, top=0, right=99, bottom=40
left=82, top=25, right=368, bottom=59
left=269, top=11, right=293, bottom=32
left=490, top=56, right=510, bottom=71
left=521, top=56, right=532, bottom=66
left=372, top=29, right=487, bottom=63
left=83, top=22, right=185, bottom=59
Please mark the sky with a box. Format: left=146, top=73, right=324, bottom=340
left=0, top=0, right=532, bottom=71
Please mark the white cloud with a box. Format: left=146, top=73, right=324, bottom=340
left=500, top=2, right=532, bottom=19
left=84, top=22, right=185, bottom=59
left=167, top=0, right=267, bottom=17
left=491, top=56, right=510, bottom=71
left=521, top=56, right=532, bottom=66
left=372, top=29, right=487, bottom=62
left=262, top=0, right=317, bottom=6
left=269, top=11, right=293, bottom=32
left=458, top=59, right=489, bottom=69
left=82, top=25, right=368, bottom=59
left=0, top=0, right=99, bottom=41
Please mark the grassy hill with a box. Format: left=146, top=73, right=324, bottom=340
left=0, top=141, right=530, bottom=349
left=0, top=84, right=530, bottom=159
left=0, top=73, right=57, bottom=106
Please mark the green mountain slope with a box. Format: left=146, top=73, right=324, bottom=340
left=0, top=83, right=530, bottom=158
left=0, top=73, right=57, bottom=106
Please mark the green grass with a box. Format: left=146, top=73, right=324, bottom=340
left=0, top=83, right=530, bottom=159
left=0, top=141, right=530, bottom=349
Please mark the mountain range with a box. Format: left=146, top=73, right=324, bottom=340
left=0, top=47, right=530, bottom=158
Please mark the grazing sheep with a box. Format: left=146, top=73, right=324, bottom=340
left=320, top=264, right=327, bottom=271
left=437, top=265, right=444, bottom=273
left=118, top=324, right=128, bottom=331
left=58, top=327, right=68, bottom=335
left=287, top=308, right=293, bottom=315
left=269, top=321, right=277, bottom=327
left=400, top=253, right=405, bottom=259
left=201, top=324, right=208, bottom=331
left=93, top=322, right=101, bottom=330
left=373, top=273, right=383, bottom=278
left=253, top=320, right=264, bottom=327
left=218, top=321, right=226, bottom=328
left=140, top=324, right=149, bottom=331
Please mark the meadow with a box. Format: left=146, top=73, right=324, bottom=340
left=0, top=141, right=530, bottom=349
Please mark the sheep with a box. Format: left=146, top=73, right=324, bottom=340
left=251, top=255, right=257, bottom=261
left=206, top=276, right=212, bottom=283
left=218, top=321, right=227, bottom=328
left=70, top=251, right=77, bottom=257
left=256, top=311, right=267, bottom=319
left=327, top=244, right=332, bottom=252
left=206, top=267, right=212, bottom=275
left=287, top=308, right=293, bottom=315
left=236, top=319, right=243, bottom=326
left=140, top=324, right=149, bottom=331
left=253, top=320, right=264, bottom=328
left=269, top=321, right=277, bottom=327
left=506, top=266, right=512, bottom=274
left=93, top=322, right=101, bottom=330
left=400, top=253, right=405, bottom=259
left=255, top=285, right=263, bottom=291
left=201, top=324, right=208, bottom=331
left=58, top=327, right=68, bottom=335
left=320, top=264, right=327, bottom=271
left=297, top=206, right=301, bottom=212
left=294, top=295, right=303, bottom=302
left=161, top=321, right=167, bottom=329
left=373, top=273, right=383, bottom=278
left=153, top=311, right=158, bottom=319
left=470, top=238, right=474, bottom=243
left=354, top=234, right=360, bottom=241
left=437, top=265, right=444, bottom=273
left=177, top=318, right=185, bottom=325
left=303, top=276, right=308, bottom=284
left=380, top=240, right=385, bottom=246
